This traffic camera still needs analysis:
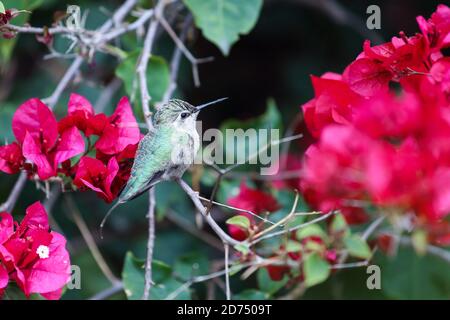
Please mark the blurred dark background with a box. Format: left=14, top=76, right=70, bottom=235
left=0, top=0, right=446, bottom=299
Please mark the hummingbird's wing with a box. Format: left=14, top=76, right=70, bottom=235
left=118, top=127, right=174, bottom=202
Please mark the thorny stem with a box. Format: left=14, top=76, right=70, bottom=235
left=249, top=210, right=337, bottom=246
left=137, top=1, right=168, bottom=130
left=137, top=0, right=171, bottom=300
left=157, top=12, right=213, bottom=87
left=177, top=178, right=242, bottom=246
left=224, top=242, right=231, bottom=300
left=252, top=192, right=299, bottom=239
left=197, top=195, right=276, bottom=226
left=142, top=189, right=156, bottom=300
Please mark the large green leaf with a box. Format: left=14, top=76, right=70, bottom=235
left=173, top=251, right=210, bottom=281
left=376, top=248, right=450, bottom=299
left=183, top=0, right=263, bottom=55
left=122, top=252, right=190, bottom=300
left=226, top=215, right=251, bottom=231
left=344, top=235, right=371, bottom=260
left=303, top=253, right=330, bottom=287
left=116, top=52, right=169, bottom=115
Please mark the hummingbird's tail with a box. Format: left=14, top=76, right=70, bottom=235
left=100, top=200, right=124, bottom=239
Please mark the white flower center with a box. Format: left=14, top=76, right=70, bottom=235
left=36, top=245, right=50, bottom=259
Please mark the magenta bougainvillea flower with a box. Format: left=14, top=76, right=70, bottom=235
left=416, top=4, right=450, bottom=54
left=73, top=156, right=120, bottom=203
left=58, top=93, right=96, bottom=135
left=12, top=98, right=85, bottom=180
left=0, top=142, right=24, bottom=174
left=0, top=94, right=142, bottom=203
left=302, top=73, right=362, bottom=138
left=0, top=202, right=71, bottom=300
left=95, top=97, right=141, bottom=155
left=299, top=4, right=450, bottom=238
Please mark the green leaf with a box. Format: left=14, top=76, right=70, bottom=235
left=304, top=240, right=325, bottom=253
left=234, top=289, right=268, bottom=300
left=122, top=252, right=190, bottom=300
left=296, top=224, right=327, bottom=241
left=270, top=190, right=309, bottom=226
left=344, top=235, right=371, bottom=260
left=330, top=213, right=349, bottom=235
left=234, top=243, right=250, bottom=255
left=377, top=247, right=450, bottom=299
left=285, top=240, right=302, bottom=253
left=174, top=252, right=210, bottom=281
left=257, top=267, right=288, bottom=295
left=0, top=2, right=5, bottom=14
left=303, top=253, right=330, bottom=287
left=226, top=215, right=250, bottom=231
left=116, top=52, right=170, bottom=113
left=183, top=0, right=263, bottom=55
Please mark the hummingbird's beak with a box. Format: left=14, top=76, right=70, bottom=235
left=195, top=97, right=228, bottom=112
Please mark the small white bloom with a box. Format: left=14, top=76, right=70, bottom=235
left=36, top=245, right=50, bottom=259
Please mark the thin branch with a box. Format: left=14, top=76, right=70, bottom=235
left=166, top=210, right=224, bottom=251
left=197, top=195, right=276, bottom=226
left=94, top=78, right=122, bottom=112
left=142, top=188, right=156, bottom=300
left=4, top=24, right=85, bottom=36
left=157, top=12, right=213, bottom=87
left=252, top=192, right=299, bottom=239
left=137, top=0, right=172, bottom=300
left=161, top=14, right=194, bottom=104
left=397, top=236, right=450, bottom=264
left=89, top=282, right=124, bottom=300
left=177, top=178, right=242, bottom=246
left=249, top=210, right=336, bottom=245
left=137, top=2, right=168, bottom=129
left=42, top=56, right=84, bottom=109
left=0, top=171, right=27, bottom=213
left=102, top=9, right=154, bottom=42
left=362, top=215, right=386, bottom=240
left=65, top=195, right=120, bottom=285
left=280, top=112, right=303, bottom=170
left=224, top=242, right=231, bottom=300
left=97, top=0, right=138, bottom=32
left=166, top=260, right=259, bottom=300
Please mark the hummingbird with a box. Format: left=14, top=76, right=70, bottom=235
left=100, top=97, right=228, bottom=233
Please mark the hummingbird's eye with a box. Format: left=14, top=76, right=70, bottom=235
left=180, top=112, right=190, bottom=119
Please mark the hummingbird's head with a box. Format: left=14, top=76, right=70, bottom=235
left=153, top=99, right=198, bottom=128
left=153, top=98, right=228, bottom=128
